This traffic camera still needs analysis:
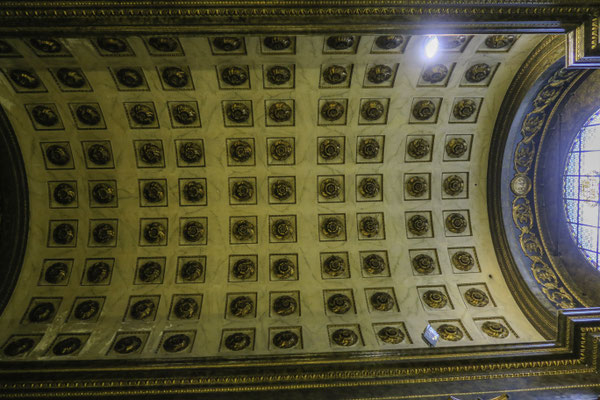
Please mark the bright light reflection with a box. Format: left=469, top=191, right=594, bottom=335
left=424, top=35, right=439, bottom=58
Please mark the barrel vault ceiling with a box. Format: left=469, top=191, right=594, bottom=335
left=0, top=33, right=546, bottom=360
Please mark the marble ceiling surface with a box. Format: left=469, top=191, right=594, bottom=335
left=0, top=33, right=546, bottom=360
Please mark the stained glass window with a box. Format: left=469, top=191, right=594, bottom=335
left=563, top=108, right=600, bottom=270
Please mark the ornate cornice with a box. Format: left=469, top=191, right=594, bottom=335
left=1, top=309, right=599, bottom=397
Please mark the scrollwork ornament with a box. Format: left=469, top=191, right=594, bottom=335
left=407, top=138, right=430, bottom=159
left=97, top=37, right=127, bottom=53
left=31, top=105, right=58, bottom=127
left=319, top=139, right=341, bottom=160
left=407, top=215, right=429, bottom=236
left=230, top=296, right=254, bottom=318
left=181, top=260, right=203, bottom=281
left=9, top=69, right=40, bottom=89
left=363, top=254, right=385, bottom=274
left=320, top=178, right=341, bottom=199
left=412, top=100, right=436, bottom=120
left=359, top=216, right=380, bottom=237
left=406, top=176, right=428, bottom=197
left=130, top=104, right=155, bottom=125
left=92, top=183, right=114, bottom=204
left=183, top=221, right=205, bottom=242
left=93, top=223, right=115, bottom=244
left=138, top=261, right=162, bottom=283
left=174, top=298, right=199, bottom=319
left=273, top=258, right=295, bottom=279
left=437, top=324, right=463, bottom=341
left=327, top=293, right=352, bottom=314
left=377, top=327, right=405, bottom=344
left=323, top=255, right=346, bottom=277
left=87, top=261, right=110, bottom=283
left=321, top=217, right=344, bottom=238
left=268, top=102, right=292, bottom=122
left=375, top=35, right=403, bottom=50
left=439, top=35, right=466, bottom=49
left=361, top=100, right=385, bottom=121
left=163, top=334, right=191, bottom=353
left=367, top=65, right=393, bottom=84
left=114, top=336, right=142, bottom=354
left=183, top=181, right=205, bottom=202
left=445, top=213, right=468, bottom=233
left=271, top=180, right=293, bottom=201
left=44, top=262, right=68, bottom=284
left=422, top=64, right=448, bottom=83
left=444, top=175, right=465, bottom=196
left=162, top=66, right=188, bottom=88
left=53, top=223, right=75, bottom=244
left=452, top=251, right=474, bottom=271
left=53, top=183, right=75, bottom=205
left=370, top=292, right=394, bottom=311
left=272, top=219, right=294, bottom=240
left=266, top=66, right=291, bottom=85
left=232, top=259, right=255, bottom=280
left=74, top=300, right=100, bottom=320
left=76, top=104, right=101, bottom=125
left=87, top=144, right=110, bottom=165
left=412, top=254, right=435, bottom=274
left=453, top=99, right=477, bottom=120
left=321, top=101, right=345, bottom=121
left=270, top=140, right=292, bottom=161
left=116, top=68, right=143, bottom=88
left=327, top=35, right=354, bottom=50
left=464, top=288, right=490, bottom=307
left=273, top=295, right=297, bottom=316
left=445, top=138, right=468, bottom=158
left=52, top=337, right=82, bottom=356
left=30, top=38, right=61, bottom=53
left=29, top=302, right=55, bottom=322
left=322, top=65, right=348, bottom=85
left=422, top=290, right=448, bottom=308
left=232, top=180, right=253, bottom=201
left=221, top=66, right=248, bottom=86
left=143, top=181, right=164, bottom=203
left=263, top=36, right=291, bottom=51
left=232, top=220, right=255, bottom=241
left=229, top=140, right=252, bottom=162
left=57, top=67, right=85, bottom=88
left=272, top=331, right=299, bottom=349
left=359, top=138, right=380, bottom=159
left=481, top=321, right=509, bottom=338
left=331, top=329, right=358, bottom=346
left=213, top=37, right=242, bottom=52
left=130, top=299, right=155, bottom=320
left=465, top=63, right=491, bottom=83
left=485, top=34, right=516, bottom=49
left=148, top=37, right=178, bottom=52
left=226, top=102, right=250, bottom=123
left=143, top=222, right=166, bottom=243
left=179, top=142, right=203, bottom=163
left=139, top=143, right=162, bottom=164
left=172, top=104, right=197, bottom=125
left=3, top=338, right=35, bottom=357
left=225, top=333, right=251, bottom=351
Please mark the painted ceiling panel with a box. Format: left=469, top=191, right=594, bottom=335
left=0, top=33, right=545, bottom=360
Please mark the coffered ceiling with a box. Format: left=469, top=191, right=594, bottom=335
left=0, top=33, right=546, bottom=360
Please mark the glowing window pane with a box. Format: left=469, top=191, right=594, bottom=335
left=563, top=108, right=600, bottom=270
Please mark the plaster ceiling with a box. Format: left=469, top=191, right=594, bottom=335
left=0, top=33, right=546, bottom=360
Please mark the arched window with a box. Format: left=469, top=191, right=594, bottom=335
left=563, top=108, right=600, bottom=270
